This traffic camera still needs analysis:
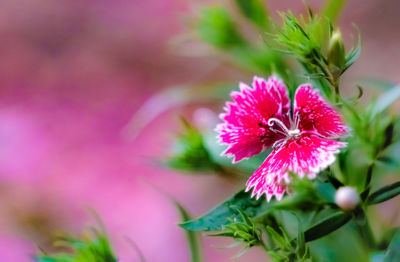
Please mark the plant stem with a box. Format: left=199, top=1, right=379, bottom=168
left=354, top=211, right=376, bottom=250
left=259, top=239, right=269, bottom=252
left=361, top=163, right=375, bottom=200
left=332, top=79, right=341, bottom=103
left=312, top=54, right=341, bottom=102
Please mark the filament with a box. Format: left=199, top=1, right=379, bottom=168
left=268, top=118, right=290, bottom=135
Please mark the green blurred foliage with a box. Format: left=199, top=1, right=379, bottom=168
left=197, top=7, right=245, bottom=50
left=166, top=118, right=222, bottom=173
left=35, top=230, right=117, bottom=262
left=235, top=0, right=269, bottom=29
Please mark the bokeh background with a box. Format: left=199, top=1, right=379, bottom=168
left=0, top=0, right=399, bottom=261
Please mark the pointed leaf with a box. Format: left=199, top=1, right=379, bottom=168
left=175, top=201, right=202, bottom=262
left=367, top=181, right=400, bottom=205
left=384, top=230, right=400, bottom=262
left=370, top=84, right=400, bottom=120
left=304, top=212, right=351, bottom=242
left=266, top=226, right=287, bottom=247
left=180, top=189, right=273, bottom=231
left=344, top=37, right=361, bottom=71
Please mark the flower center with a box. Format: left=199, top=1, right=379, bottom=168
left=287, top=128, right=301, bottom=137
left=267, top=117, right=301, bottom=139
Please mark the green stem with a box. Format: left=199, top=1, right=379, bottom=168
left=354, top=210, right=376, bottom=250
left=312, top=54, right=341, bottom=102
left=361, top=164, right=375, bottom=200
left=332, top=79, right=341, bottom=103
left=259, top=239, right=269, bottom=252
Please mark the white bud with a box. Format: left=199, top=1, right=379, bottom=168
left=335, top=186, right=360, bottom=211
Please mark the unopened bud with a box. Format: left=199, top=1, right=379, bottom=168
left=328, top=30, right=346, bottom=71
left=335, top=186, right=359, bottom=211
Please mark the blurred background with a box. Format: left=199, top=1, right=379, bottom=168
left=0, top=0, right=399, bottom=261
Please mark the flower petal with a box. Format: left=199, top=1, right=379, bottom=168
left=294, top=85, right=348, bottom=138
left=246, top=134, right=346, bottom=201
left=217, top=76, right=290, bottom=162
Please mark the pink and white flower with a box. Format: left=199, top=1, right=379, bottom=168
left=216, top=76, right=348, bottom=201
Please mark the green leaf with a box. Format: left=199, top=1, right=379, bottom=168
left=367, top=181, right=400, bottom=205
left=266, top=226, right=287, bottom=247
left=344, top=37, right=361, bottom=71
left=295, top=214, right=306, bottom=258
left=175, top=201, right=202, bottom=262
left=166, top=118, right=222, bottom=173
left=370, top=84, right=400, bottom=120
left=235, top=0, right=268, bottom=28
left=321, top=0, right=348, bottom=24
left=197, top=7, right=245, bottom=49
left=35, top=230, right=117, bottom=262
left=304, top=212, right=351, bottom=242
left=384, top=230, right=400, bottom=262
left=35, top=256, right=72, bottom=262
left=381, top=120, right=395, bottom=150
left=180, top=189, right=273, bottom=231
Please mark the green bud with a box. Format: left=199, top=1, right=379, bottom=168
left=328, top=30, right=346, bottom=71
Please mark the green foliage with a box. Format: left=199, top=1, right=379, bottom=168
left=276, top=12, right=329, bottom=62
left=369, top=84, right=400, bottom=120
left=384, top=230, right=400, bottom=262
left=304, top=212, right=351, bottom=242
left=343, top=36, right=361, bottom=72
left=211, top=209, right=265, bottom=257
left=263, top=214, right=312, bottom=262
left=180, top=189, right=273, bottom=231
left=272, top=176, right=335, bottom=210
left=235, top=0, right=268, bottom=28
left=321, top=0, right=348, bottom=23
left=197, top=7, right=245, bottom=49
left=367, top=181, right=400, bottom=205
left=174, top=201, right=202, bottom=262
left=35, top=230, right=117, bottom=262
left=171, top=2, right=400, bottom=261
left=166, top=118, right=222, bottom=173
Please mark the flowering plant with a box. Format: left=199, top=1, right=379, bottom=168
left=32, top=1, right=400, bottom=261
left=165, top=1, right=400, bottom=261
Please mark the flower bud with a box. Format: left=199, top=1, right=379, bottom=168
left=328, top=30, right=346, bottom=71
left=335, top=186, right=359, bottom=211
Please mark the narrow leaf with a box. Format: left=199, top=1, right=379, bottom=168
left=367, top=181, right=400, bottom=205
left=266, top=226, right=287, bottom=247
left=180, top=189, right=273, bottom=231
left=235, top=0, right=268, bottom=28
left=304, top=212, right=351, bottom=242
left=322, top=0, right=348, bottom=24
left=344, top=37, right=361, bottom=71
left=371, top=84, right=400, bottom=120
left=384, top=230, right=400, bottom=262
left=175, top=201, right=202, bottom=262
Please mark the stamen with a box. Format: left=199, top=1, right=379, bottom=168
left=272, top=139, right=287, bottom=149
left=269, top=127, right=287, bottom=136
left=287, top=129, right=300, bottom=137
left=294, top=111, right=301, bottom=128
left=268, top=118, right=290, bottom=134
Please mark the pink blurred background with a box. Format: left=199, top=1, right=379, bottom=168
left=0, top=0, right=399, bottom=261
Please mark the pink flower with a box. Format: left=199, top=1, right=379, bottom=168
left=216, top=76, right=348, bottom=201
